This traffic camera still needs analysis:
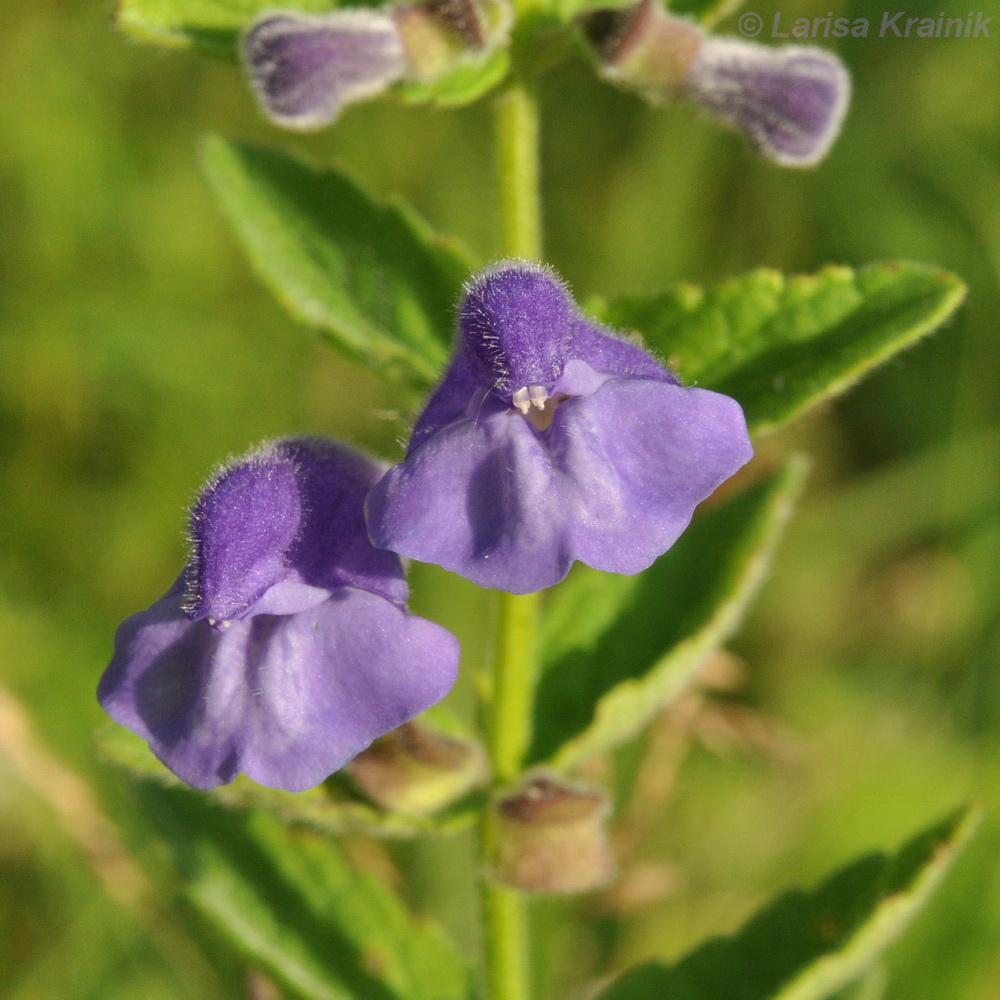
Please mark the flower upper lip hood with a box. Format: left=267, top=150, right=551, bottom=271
left=99, top=437, right=459, bottom=793
left=365, top=261, right=754, bottom=594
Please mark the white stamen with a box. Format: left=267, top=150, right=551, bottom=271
left=528, top=385, right=548, bottom=410
left=512, top=386, right=532, bottom=415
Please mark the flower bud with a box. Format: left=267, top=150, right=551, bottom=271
left=346, top=721, right=487, bottom=815
left=491, top=773, right=614, bottom=893
left=243, top=11, right=407, bottom=130
left=580, top=0, right=850, bottom=167
left=392, top=0, right=512, bottom=81
left=686, top=38, right=851, bottom=167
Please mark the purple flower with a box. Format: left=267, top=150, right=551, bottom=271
left=98, top=438, right=459, bottom=792
left=580, top=1, right=850, bottom=168
left=365, top=262, right=753, bottom=594
left=686, top=38, right=851, bottom=168
left=243, top=11, right=407, bottom=130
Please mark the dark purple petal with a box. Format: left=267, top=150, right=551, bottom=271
left=366, top=399, right=572, bottom=595
left=552, top=373, right=753, bottom=573
left=460, top=261, right=577, bottom=399
left=243, top=11, right=406, bottom=131
left=99, top=588, right=459, bottom=792
left=567, top=317, right=678, bottom=384
left=187, top=437, right=405, bottom=623
left=686, top=40, right=850, bottom=167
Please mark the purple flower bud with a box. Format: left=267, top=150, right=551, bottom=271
left=243, top=11, right=407, bottom=130
left=365, top=262, right=753, bottom=594
left=580, top=1, right=850, bottom=167
left=686, top=39, right=851, bottom=167
left=98, top=438, right=459, bottom=792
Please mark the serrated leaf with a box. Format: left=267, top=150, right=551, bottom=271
left=601, top=263, right=966, bottom=436
left=202, top=136, right=472, bottom=386
left=96, top=724, right=479, bottom=838
left=527, top=459, right=805, bottom=769
left=595, top=806, right=979, bottom=1000
left=142, top=785, right=471, bottom=1000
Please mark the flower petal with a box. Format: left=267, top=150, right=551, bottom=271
left=99, top=588, right=459, bottom=792
left=687, top=40, right=850, bottom=167
left=243, top=11, right=406, bottom=131
left=188, top=437, right=405, bottom=623
left=366, top=408, right=573, bottom=594
left=567, top=318, right=679, bottom=384
left=552, top=376, right=753, bottom=573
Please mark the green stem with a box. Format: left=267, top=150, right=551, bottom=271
left=481, top=68, right=544, bottom=1000
left=495, top=75, right=542, bottom=261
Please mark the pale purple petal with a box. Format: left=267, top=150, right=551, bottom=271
left=552, top=375, right=753, bottom=573
left=99, top=588, right=459, bottom=792
left=687, top=40, right=850, bottom=167
left=366, top=400, right=572, bottom=595
left=243, top=11, right=406, bottom=131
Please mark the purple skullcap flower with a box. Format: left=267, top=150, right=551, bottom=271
left=98, top=437, right=459, bottom=792
left=243, top=11, right=407, bottom=130
left=580, top=1, right=850, bottom=168
left=365, top=262, right=753, bottom=594
left=685, top=38, right=851, bottom=167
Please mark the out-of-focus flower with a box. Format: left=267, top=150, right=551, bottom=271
left=365, top=262, right=752, bottom=594
left=581, top=0, right=851, bottom=167
left=243, top=0, right=511, bottom=130
left=491, top=773, right=614, bottom=893
left=98, top=438, right=459, bottom=793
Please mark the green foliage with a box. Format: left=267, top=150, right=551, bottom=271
left=668, top=0, right=749, bottom=29
left=203, top=137, right=471, bottom=387
left=601, top=264, right=967, bottom=435
left=596, top=807, right=979, bottom=1000
left=142, top=785, right=471, bottom=1000
left=398, top=50, right=511, bottom=108
left=527, top=459, right=805, bottom=768
left=96, top=725, right=479, bottom=837
left=117, top=0, right=344, bottom=54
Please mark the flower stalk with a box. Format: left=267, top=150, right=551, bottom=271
left=482, top=65, right=544, bottom=1000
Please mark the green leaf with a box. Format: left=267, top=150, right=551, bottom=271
left=117, top=0, right=346, bottom=54
left=668, top=0, right=749, bottom=29
left=601, top=263, right=967, bottom=436
left=527, top=459, right=805, bottom=769
left=96, top=724, right=479, bottom=838
left=594, top=806, right=980, bottom=1000
left=202, top=136, right=472, bottom=386
left=116, top=0, right=509, bottom=104
left=398, top=49, right=510, bottom=107
left=143, top=785, right=471, bottom=1000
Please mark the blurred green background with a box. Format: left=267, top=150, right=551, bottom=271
left=1, top=0, right=998, bottom=996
